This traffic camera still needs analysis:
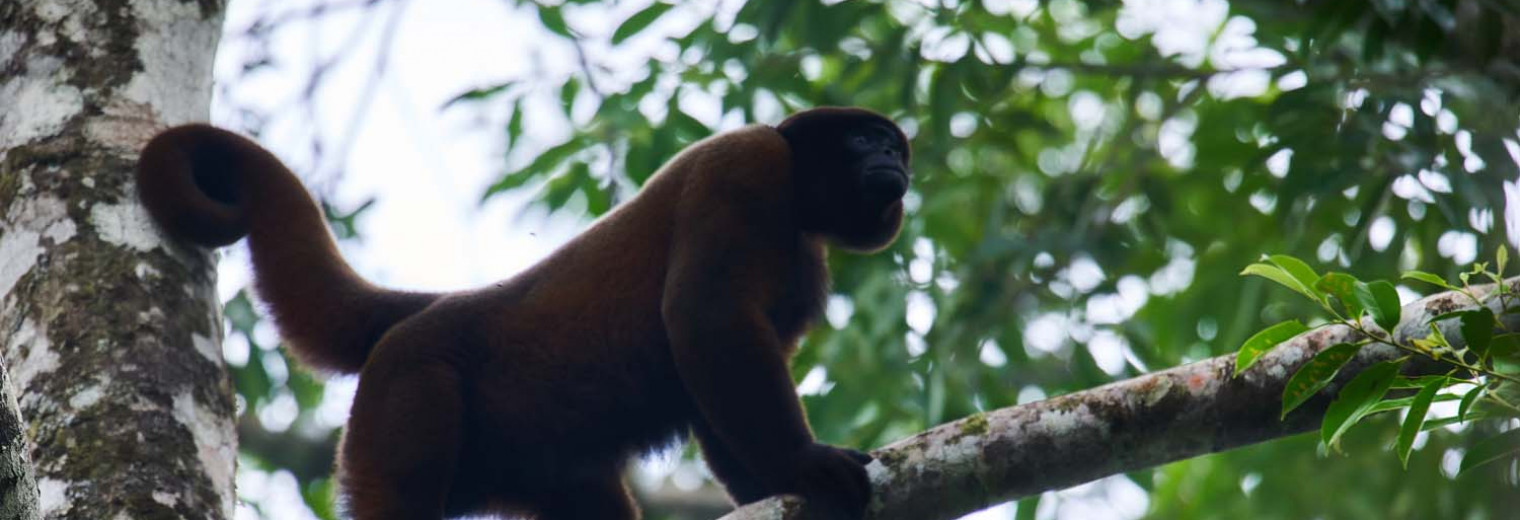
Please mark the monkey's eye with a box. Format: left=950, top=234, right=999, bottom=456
left=849, top=135, right=870, bottom=148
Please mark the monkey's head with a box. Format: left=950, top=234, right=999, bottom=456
left=778, top=107, right=912, bottom=253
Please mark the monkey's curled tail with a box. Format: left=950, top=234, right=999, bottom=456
left=137, top=124, right=440, bottom=374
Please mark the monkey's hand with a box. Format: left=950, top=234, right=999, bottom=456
left=782, top=442, right=875, bottom=519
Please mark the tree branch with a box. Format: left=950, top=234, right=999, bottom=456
left=722, top=278, right=1519, bottom=520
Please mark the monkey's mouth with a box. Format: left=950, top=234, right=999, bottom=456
left=862, top=168, right=909, bottom=204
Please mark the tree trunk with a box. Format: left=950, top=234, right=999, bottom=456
left=0, top=1, right=233, bottom=518
left=722, top=278, right=1519, bottom=520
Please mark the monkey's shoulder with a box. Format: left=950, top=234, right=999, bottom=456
left=652, top=124, right=795, bottom=195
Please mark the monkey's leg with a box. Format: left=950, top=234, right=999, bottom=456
left=533, top=471, right=639, bottom=520
left=339, top=349, right=465, bottom=520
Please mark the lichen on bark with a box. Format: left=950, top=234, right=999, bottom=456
left=1, top=1, right=234, bottom=518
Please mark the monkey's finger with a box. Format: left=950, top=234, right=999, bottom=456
left=841, top=448, right=874, bottom=465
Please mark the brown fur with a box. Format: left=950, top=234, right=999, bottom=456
left=135, top=107, right=911, bottom=519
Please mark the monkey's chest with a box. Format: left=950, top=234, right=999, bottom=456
left=766, top=249, right=829, bottom=347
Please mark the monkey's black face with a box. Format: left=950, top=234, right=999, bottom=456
left=820, top=121, right=911, bottom=253
left=777, top=107, right=913, bottom=253
left=847, top=124, right=911, bottom=209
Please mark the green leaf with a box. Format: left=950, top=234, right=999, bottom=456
left=611, top=2, right=674, bottom=44
left=443, top=82, right=513, bottom=107
left=1388, top=375, right=1452, bottom=389
left=1268, top=255, right=1321, bottom=296
left=1235, top=320, right=1310, bottom=377
left=1321, top=359, right=1402, bottom=450
left=1428, top=310, right=1473, bottom=323
left=1460, top=308, right=1495, bottom=357
left=1356, top=280, right=1401, bottom=333
left=537, top=5, right=574, bottom=38
left=1499, top=245, right=1510, bottom=275
left=1403, top=271, right=1456, bottom=290
left=1396, top=377, right=1443, bottom=467
left=482, top=136, right=589, bottom=201
left=1421, top=411, right=1496, bottom=431
left=505, top=98, right=524, bottom=153
left=1282, top=342, right=1364, bottom=418
left=1316, top=272, right=1365, bottom=318
left=1459, top=429, right=1520, bottom=475
left=1242, top=263, right=1321, bottom=303
left=1366, top=392, right=1459, bottom=414
left=560, top=76, right=581, bottom=113
left=1491, top=334, right=1520, bottom=358
left=1458, top=384, right=1485, bottom=422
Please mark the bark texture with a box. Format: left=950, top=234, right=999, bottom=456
left=0, top=1, right=233, bottom=518
left=722, top=278, right=1519, bottom=520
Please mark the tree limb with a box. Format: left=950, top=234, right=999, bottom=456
left=722, top=278, right=1519, bottom=520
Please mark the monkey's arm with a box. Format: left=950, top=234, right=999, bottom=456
left=661, top=153, right=871, bottom=515
left=662, top=224, right=814, bottom=484
left=690, top=421, right=768, bottom=504
left=664, top=219, right=871, bottom=512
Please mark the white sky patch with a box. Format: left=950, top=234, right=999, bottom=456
left=825, top=295, right=855, bottom=330
left=1148, top=254, right=1195, bottom=296
left=1066, top=256, right=1105, bottom=293
left=979, top=339, right=1007, bottom=368
left=1088, top=330, right=1128, bottom=375
left=1436, top=109, right=1459, bottom=134
left=1042, top=474, right=1149, bottom=520
left=1025, top=313, right=1070, bottom=355
left=37, top=477, right=69, bottom=517
left=1018, top=385, right=1047, bottom=405
left=1389, top=103, right=1414, bottom=127
left=1436, top=231, right=1478, bottom=264
left=315, top=376, right=358, bottom=429
left=905, top=290, right=936, bottom=334
left=1368, top=215, right=1395, bottom=252
left=796, top=366, right=830, bottom=396
left=1158, top=111, right=1196, bottom=169
left=1276, top=70, right=1307, bottom=91
left=1470, top=207, right=1494, bottom=234
left=906, top=331, right=928, bottom=358
left=1395, top=284, right=1421, bottom=306
left=1506, top=181, right=1520, bottom=250
left=1068, top=91, right=1106, bottom=131
left=90, top=201, right=161, bottom=252
left=1265, top=148, right=1291, bottom=178
left=1421, top=89, right=1443, bottom=115
left=1418, top=169, right=1452, bottom=193
left=1207, top=68, right=1271, bottom=100
left=1116, top=0, right=1228, bottom=67
left=1392, top=175, right=1436, bottom=203
left=221, top=330, right=249, bottom=367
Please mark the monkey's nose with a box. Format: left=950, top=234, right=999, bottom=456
left=862, top=168, right=908, bottom=203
